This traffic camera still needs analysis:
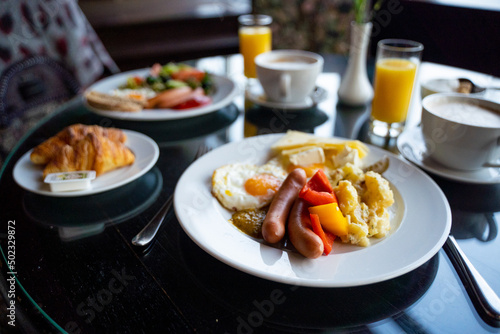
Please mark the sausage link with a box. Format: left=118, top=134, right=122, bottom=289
left=288, top=198, right=324, bottom=259
left=262, top=168, right=307, bottom=244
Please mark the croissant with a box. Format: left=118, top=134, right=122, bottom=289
left=43, top=132, right=135, bottom=178
left=31, top=124, right=127, bottom=165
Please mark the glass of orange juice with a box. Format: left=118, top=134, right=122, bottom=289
left=370, top=39, right=423, bottom=138
left=238, top=14, right=272, bottom=78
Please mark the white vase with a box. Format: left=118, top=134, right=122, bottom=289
left=338, top=21, right=373, bottom=106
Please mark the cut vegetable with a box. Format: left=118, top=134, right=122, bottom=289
left=300, top=188, right=337, bottom=205
left=310, top=213, right=335, bottom=255
left=300, top=169, right=333, bottom=193
left=308, top=202, right=348, bottom=236
left=299, top=169, right=337, bottom=205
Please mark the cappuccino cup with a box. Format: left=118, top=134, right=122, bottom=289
left=421, top=93, right=500, bottom=170
left=255, top=50, right=323, bottom=104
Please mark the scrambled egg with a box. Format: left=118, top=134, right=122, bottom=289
left=332, top=164, right=394, bottom=246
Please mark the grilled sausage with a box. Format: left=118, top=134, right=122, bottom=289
left=262, top=168, right=307, bottom=244
left=288, top=198, right=324, bottom=259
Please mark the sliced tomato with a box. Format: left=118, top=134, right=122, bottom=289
left=173, top=95, right=212, bottom=110
left=171, top=68, right=206, bottom=82
left=133, top=76, right=144, bottom=85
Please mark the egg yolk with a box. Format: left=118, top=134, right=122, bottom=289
left=244, top=174, right=281, bottom=196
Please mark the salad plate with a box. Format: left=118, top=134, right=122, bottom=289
left=174, top=134, right=451, bottom=287
left=13, top=130, right=159, bottom=197
left=397, top=127, right=500, bottom=184
left=84, top=69, right=239, bottom=121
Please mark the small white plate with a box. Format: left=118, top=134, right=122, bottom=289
left=84, top=69, right=239, bottom=121
left=174, top=134, right=451, bottom=287
left=13, top=130, right=160, bottom=197
left=397, top=126, right=500, bottom=184
left=246, top=81, right=328, bottom=110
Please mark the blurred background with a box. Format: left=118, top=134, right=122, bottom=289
left=78, top=0, right=500, bottom=76
left=1, top=0, right=499, bottom=166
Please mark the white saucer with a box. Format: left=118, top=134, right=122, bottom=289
left=13, top=130, right=160, bottom=196
left=397, top=127, right=500, bottom=184
left=246, top=81, right=327, bottom=110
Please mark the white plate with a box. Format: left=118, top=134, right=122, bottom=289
left=84, top=69, right=239, bottom=121
left=174, top=134, right=451, bottom=287
left=246, top=81, right=328, bottom=110
left=13, top=130, right=159, bottom=197
left=398, top=127, right=500, bottom=184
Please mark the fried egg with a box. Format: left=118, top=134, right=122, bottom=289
left=212, top=162, right=287, bottom=211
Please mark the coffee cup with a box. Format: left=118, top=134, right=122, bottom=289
left=255, top=50, right=323, bottom=104
left=421, top=93, right=500, bottom=170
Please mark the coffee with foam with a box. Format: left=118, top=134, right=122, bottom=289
left=255, top=50, right=323, bottom=104
left=431, top=101, right=500, bottom=128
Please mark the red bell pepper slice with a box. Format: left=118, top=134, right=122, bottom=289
left=299, top=169, right=337, bottom=205
left=310, top=213, right=336, bottom=255
left=300, top=188, right=337, bottom=205
left=300, top=169, right=333, bottom=194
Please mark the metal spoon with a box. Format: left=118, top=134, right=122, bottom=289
left=458, top=78, right=500, bottom=94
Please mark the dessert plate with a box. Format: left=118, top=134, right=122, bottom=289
left=13, top=130, right=160, bottom=197
left=397, top=127, right=500, bottom=184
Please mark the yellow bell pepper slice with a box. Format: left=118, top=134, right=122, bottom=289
left=308, top=202, right=348, bottom=236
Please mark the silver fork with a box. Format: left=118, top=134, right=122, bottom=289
left=131, top=144, right=211, bottom=253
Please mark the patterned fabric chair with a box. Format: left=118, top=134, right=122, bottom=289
left=0, top=55, right=81, bottom=166
left=253, top=0, right=355, bottom=54
left=0, top=0, right=119, bottom=167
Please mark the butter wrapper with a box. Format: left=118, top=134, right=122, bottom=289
left=44, top=171, right=96, bottom=192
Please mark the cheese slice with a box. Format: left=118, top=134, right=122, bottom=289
left=281, top=145, right=320, bottom=156
left=272, top=130, right=369, bottom=158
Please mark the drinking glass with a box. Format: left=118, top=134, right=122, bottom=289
left=370, top=39, right=423, bottom=138
left=238, top=14, right=272, bottom=78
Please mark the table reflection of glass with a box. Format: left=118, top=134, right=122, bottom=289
left=0, top=54, right=499, bottom=333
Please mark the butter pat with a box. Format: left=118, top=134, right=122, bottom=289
left=44, top=171, right=96, bottom=192
left=289, top=147, right=325, bottom=166
left=332, top=146, right=361, bottom=168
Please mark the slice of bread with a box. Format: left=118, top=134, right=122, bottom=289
left=85, top=91, right=144, bottom=112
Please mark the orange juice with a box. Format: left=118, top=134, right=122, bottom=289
left=371, top=58, right=417, bottom=123
left=239, top=26, right=272, bottom=78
